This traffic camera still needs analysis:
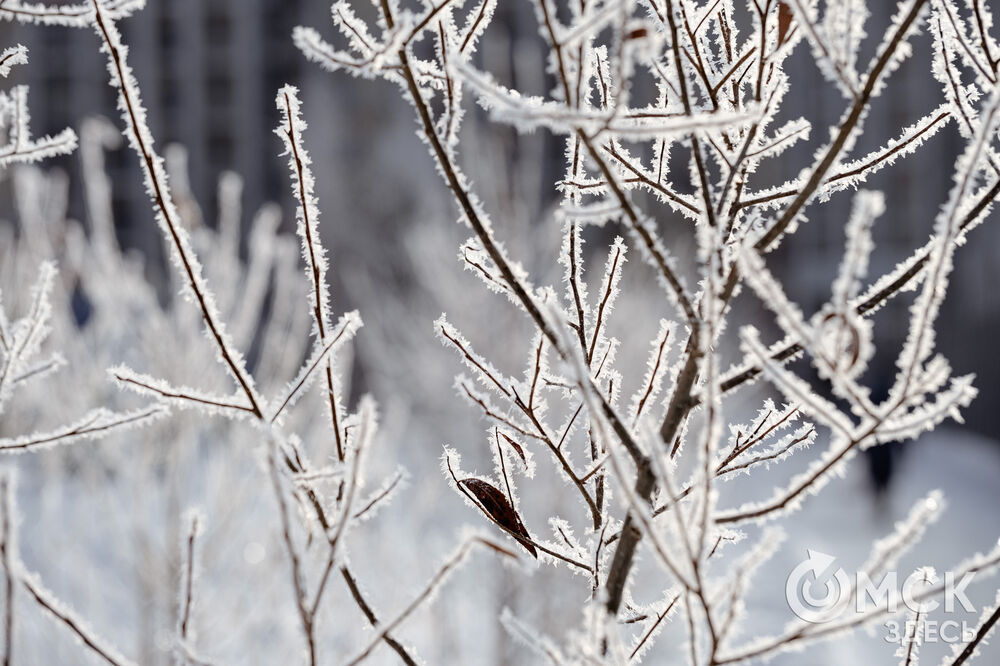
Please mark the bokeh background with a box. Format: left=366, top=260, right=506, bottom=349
left=0, top=1, right=998, bottom=664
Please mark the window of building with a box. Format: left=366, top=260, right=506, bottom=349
left=206, top=73, right=232, bottom=108
left=205, top=11, right=231, bottom=43
left=159, top=18, right=177, bottom=51
left=208, top=131, right=233, bottom=167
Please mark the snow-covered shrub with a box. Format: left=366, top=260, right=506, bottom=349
left=0, top=0, right=999, bottom=664
left=293, top=0, right=1000, bottom=662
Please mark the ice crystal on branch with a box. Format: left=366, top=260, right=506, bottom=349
left=294, top=0, right=1000, bottom=660
left=0, top=0, right=997, bottom=662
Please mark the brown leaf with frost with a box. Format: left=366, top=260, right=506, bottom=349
left=498, top=432, right=528, bottom=469
left=777, top=2, right=793, bottom=47
left=459, top=478, right=537, bottom=558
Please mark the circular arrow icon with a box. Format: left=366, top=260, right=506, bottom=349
left=785, top=550, right=852, bottom=623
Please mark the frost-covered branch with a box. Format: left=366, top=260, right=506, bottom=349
left=4, top=0, right=1000, bottom=662
left=88, top=0, right=264, bottom=417
left=344, top=535, right=518, bottom=666
left=0, top=473, right=135, bottom=666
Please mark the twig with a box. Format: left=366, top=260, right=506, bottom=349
left=178, top=512, right=200, bottom=648
left=0, top=476, right=11, bottom=666
left=344, top=537, right=516, bottom=666
left=89, top=0, right=263, bottom=417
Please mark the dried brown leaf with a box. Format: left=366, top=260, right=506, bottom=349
left=499, top=432, right=528, bottom=469
left=459, top=478, right=537, bottom=558
left=777, top=2, right=793, bottom=47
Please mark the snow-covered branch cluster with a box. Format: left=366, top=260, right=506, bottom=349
left=293, top=0, right=1000, bottom=662
left=0, top=3, right=512, bottom=664
left=2, top=0, right=1000, bottom=663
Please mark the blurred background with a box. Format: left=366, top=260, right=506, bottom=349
left=0, top=1, right=998, bottom=664
left=5, top=0, right=998, bottom=431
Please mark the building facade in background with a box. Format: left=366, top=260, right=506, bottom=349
left=2, top=1, right=999, bottom=437
left=6, top=0, right=306, bottom=262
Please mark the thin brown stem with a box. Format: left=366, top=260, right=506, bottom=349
left=755, top=0, right=929, bottom=252
left=267, top=444, right=314, bottom=666
left=178, top=513, right=199, bottom=645
left=90, top=0, right=262, bottom=418
left=0, top=476, right=11, bottom=666
left=950, top=593, right=1000, bottom=665
left=339, top=567, right=418, bottom=666
left=279, top=90, right=345, bottom=461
